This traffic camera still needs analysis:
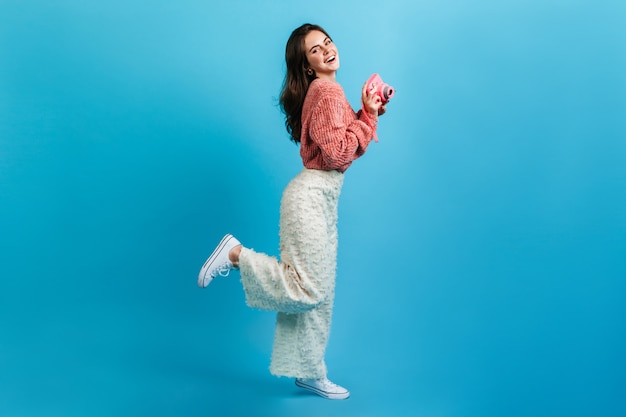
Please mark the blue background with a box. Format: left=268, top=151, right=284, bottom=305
left=1, top=1, right=625, bottom=416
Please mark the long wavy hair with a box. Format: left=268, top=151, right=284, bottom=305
left=279, top=23, right=331, bottom=144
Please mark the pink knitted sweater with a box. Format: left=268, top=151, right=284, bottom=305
left=300, top=78, right=378, bottom=173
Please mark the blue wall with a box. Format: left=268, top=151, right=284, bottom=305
left=1, top=1, right=624, bottom=416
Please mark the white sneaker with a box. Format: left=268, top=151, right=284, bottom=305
left=295, top=378, right=350, bottom=400
left=197, top=234, right=241, bottom=288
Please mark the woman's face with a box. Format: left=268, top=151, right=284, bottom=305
left=303, top=30, right=340, bottom=81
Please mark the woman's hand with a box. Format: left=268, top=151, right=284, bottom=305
left=361, top=81, right=384, bottom=116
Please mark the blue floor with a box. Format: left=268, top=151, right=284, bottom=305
left=2, top=1, right=625, bottom=416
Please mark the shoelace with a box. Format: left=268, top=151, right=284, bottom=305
left=310, top=378, right=344, bottom=393
left=211, top=261, right=233, bottom=278
left=319, top=379, right=340, bottom=390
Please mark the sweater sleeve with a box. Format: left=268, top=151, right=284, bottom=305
left=308, top=93, right=378, bottom=170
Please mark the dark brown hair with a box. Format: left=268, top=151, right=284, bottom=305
left=279, top=23, right=331, bottom=144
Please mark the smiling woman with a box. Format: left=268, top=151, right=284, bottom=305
left=196, top=22, right=388, bottom=400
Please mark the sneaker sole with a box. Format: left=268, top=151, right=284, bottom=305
left=198, top=234, right=234, bottom=288
left=295, top=379, right=350, bottom=400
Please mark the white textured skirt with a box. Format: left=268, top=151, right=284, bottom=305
left=238, top=168, right=344, bottom=378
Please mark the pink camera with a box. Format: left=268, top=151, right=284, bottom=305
left=367, top=73, right=395, bottom=103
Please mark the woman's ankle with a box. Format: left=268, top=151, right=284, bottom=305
left=229, top=244, right=242, bottom=266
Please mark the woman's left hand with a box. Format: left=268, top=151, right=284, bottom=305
left=361, top=81, right=384, bottom=116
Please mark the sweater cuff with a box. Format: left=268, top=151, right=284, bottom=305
left=360, top=108, right=378, bottom=129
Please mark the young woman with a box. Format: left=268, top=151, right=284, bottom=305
left=198, top=23, right=386, bottom=400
